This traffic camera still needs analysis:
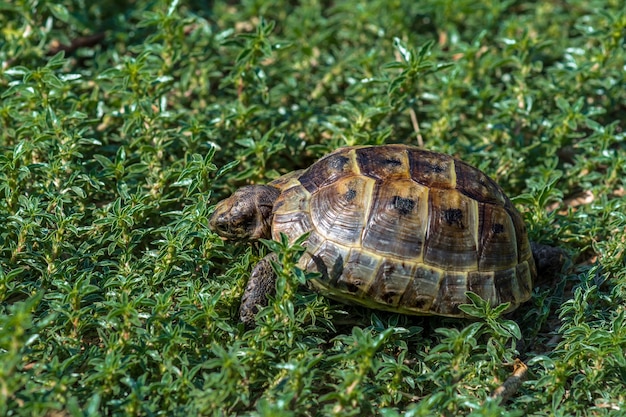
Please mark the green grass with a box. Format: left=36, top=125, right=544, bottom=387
left=1, top=0, right=625, bottom=415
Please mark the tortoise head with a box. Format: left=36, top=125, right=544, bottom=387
left=209, top=185, right=281, bottom=240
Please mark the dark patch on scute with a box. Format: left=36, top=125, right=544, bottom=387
left=432, top=272, right=470, bottom=315
left=454, top=160, right=504, bottom=204
left=392, top=196, right=416, bottom=215
left=494, top=269, right=516, bottom=303
left=492, top=223, right=505, bottom=234
left=443, top=208, right=464, bottom=227
left=411, top=298, right=429, bottom=310
left=330, top=155, right=350, bottom=171
left=298, top=153, right=353, bottom=193
left=410, top=152, right=447, bottom=174
left=396, top=266, right=440, bottom=312
left=414, top=160, right=445, bottom=176
left=381, top=262, right=395, bottom=279
left=384, top=158, right=402, bottom=166
left=382, top=291, right=397, bottom=304
left=346, top=282, right=360, bottom=293
left=362, top=180, right=426, bottom=259
left=445, top=303, right=462, bottom=316
left=344, top=188, right=357, bottom=201
left=355, top=146, right=409, bottom=179
left=423, top=162, right=445, bottom=173
left=407, top=148, right=455, bottom=188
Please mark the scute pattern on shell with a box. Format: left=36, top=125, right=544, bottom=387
left=271, top=144, right=536, bottom=317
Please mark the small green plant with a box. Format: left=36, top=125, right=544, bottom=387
left=1, top=0, right=625, bottom=415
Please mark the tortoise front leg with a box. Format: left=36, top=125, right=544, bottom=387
left=239, top=253, right=279, bottom=327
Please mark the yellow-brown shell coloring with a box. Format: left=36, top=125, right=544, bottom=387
left=269, top=144, right=536, bottom=317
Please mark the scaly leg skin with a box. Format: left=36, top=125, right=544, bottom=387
left=531, top=242, right=568, bottom=279
left=239, top=253, right=279, bottom=328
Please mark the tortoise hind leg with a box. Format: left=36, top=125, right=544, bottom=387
left=239, top=253, right=279, bottom=327
left=530, top=242, right=567, bottom=280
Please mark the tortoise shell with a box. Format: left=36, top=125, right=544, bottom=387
left=268, top=144, right=536, bottom=317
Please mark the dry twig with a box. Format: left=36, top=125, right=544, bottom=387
left=491, top=359, right=528, bottom=404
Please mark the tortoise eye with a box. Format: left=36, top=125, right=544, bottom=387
left=238, top=218, right=255, bottom=233
left=209, top=211, right=226, bottom=232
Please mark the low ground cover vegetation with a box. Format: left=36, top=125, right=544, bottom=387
left=1, top=0, right=625, bottom=415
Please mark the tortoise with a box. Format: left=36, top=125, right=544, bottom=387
left=210, top=144, right=557, bottom=326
